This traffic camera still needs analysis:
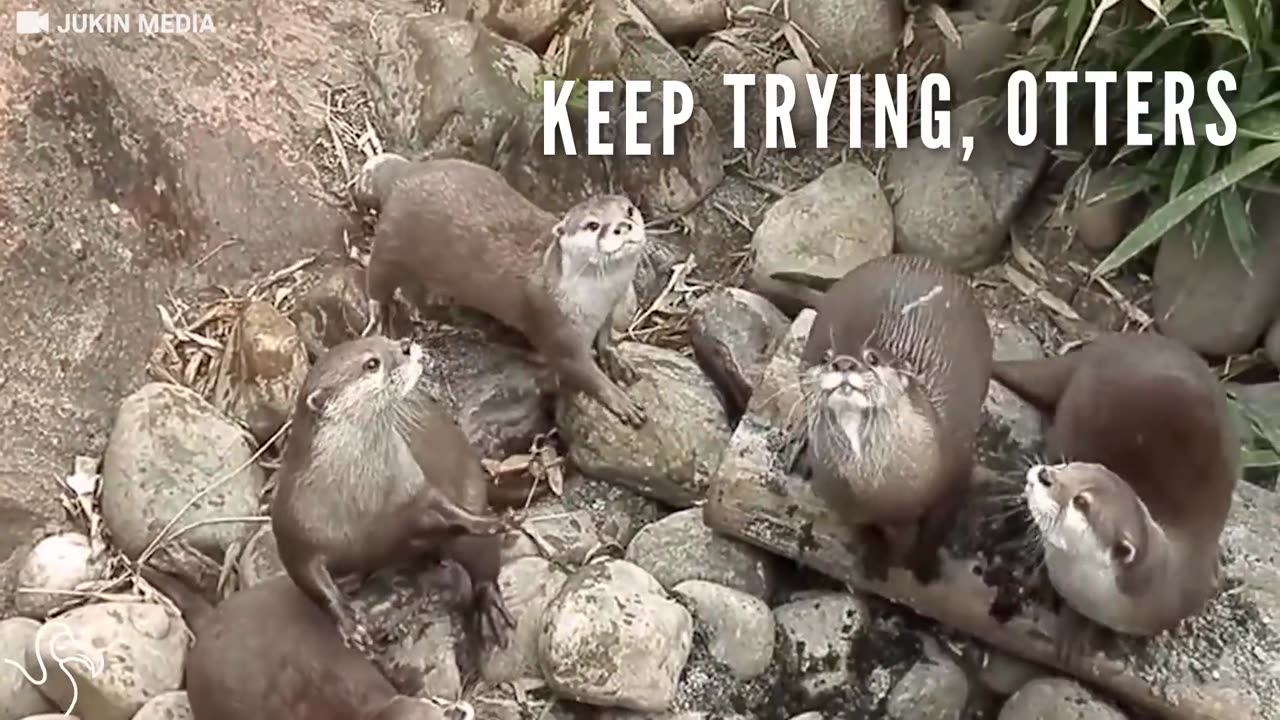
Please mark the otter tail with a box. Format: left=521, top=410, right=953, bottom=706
left=991, top=352, right=1084, bottom=413
left=763, top=271, right=834, bottom=309
left=352, top=153, right=414, bottom=212
left=139, top=566, right=215, bottom=637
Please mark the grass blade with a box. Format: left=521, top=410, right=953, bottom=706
left=1219, top=187, right=1256, bottom=269
left=1094, top=141, right=1280, bottom=276
left=1169, top=145, right=1199, bottom=199
left=1071, top=0, right=1123, bottom=68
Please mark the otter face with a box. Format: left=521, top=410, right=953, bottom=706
left=1024, top=462, right=1146, bottom=572
left=554, top=195, right=646, bottom=264
left=302, top=336, right=424, bottom=420
left=811, top=346, right=910, bottom=414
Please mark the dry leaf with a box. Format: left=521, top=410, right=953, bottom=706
left=1003, top=265, right=1082, bottom=321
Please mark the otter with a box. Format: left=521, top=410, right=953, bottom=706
left=358, top=154, right=647, bottom=428
left=999, top=332, right=1238, bottom=660
left=139, top=568, right=449, bottom=720
left=777, top=253, right=993, bottom=584
left=269, top=336, right=512, bottom=654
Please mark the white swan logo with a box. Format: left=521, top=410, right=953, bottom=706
left=3, top=621, right=106, bottom=716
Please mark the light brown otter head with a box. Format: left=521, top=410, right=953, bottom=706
left=1024, top=462, right=1151, bottom=583
left=802, top=346, right=940, bottom=478
left=552, top=195, right=647, bottom=271
left=298, top=336, right=425, bottom=424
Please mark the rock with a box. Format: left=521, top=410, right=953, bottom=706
left=495, top=102, right=613, bottom=215
left=538, top=560, right=694, bottom=712
left=690, top=28, right=774, bottom=149
left=367, top=15, right=542, bottom=165
left=963, top=0, right=1031, bottom=22
left=557, top=343, right=732, bottom=506
left=616, top=106, right=724, bottom=218
left=885, top=656, right=971, bottom=720
left=290, top=264, right=370, bottom=358
left=444, top=0, right=574, bottom=50
left=560, top=0, right=695, bottom=90
left=633, top=0, right=730, bottom=37
left=787, top=0, right=902, bottom=71
left=0, top=618, right=59, bottom=719
left=501, top=502, right=602, bottom=565
left=483, top=557, right=570, bottom=683
left=226, top=301, right=308, bottom=446
left=101, top=383, right=266, bottom=561
left=885, top=100, right=1047, bottom=271
left=773, top=59, right=821, bottom=138
left=688, top=287, right=789, bottom=420
left=1152, top=201, right=1280, bottom=357
left=945, top=17, right=1018, bottom=103
left=977, top=649, right=1044, bottom=697
left=750, top=162, right=895, bottom=298
left=997, top=678, right=1127, bottom=720
left=237, top=524, right=284, bottom=587
left=625, top=508, right=777, bottom=599
left=1072, top=165, right=1144, bottom=253
left=560, top=475, right=668, bottom=547
left=1268, top=316, right=1280, bottom=369
left=14, top=533, right=103, bottom=620
left=131, top=690, right=192, bottom=720
left=671, top=580, right=774, bottom=680
left=27, top=603, right=187, bottom=720
left=772, top=592, right=870, bottom=703
left=980, top=316, right=1045, bottom=465
left=416, top=324, right=553, bottom=459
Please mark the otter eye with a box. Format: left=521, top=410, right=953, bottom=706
left=862, top=349, right=881, bottom=366
left=584, top=221, right=601, bottom=232
left=821, top=348, right=835, bottom=364
left=1071, top=494, right=1090, bottom=512
left=1111, top=540, right=1135, bottom=564
left=363, top=357, right=381, bottom=372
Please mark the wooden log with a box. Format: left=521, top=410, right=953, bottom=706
left=704, top=310, right=1280, bottom=720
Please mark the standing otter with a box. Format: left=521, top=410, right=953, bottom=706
left=358, top=154, right=648, bottom=428
left=777, top=253, right=993, bottom=584
left=999, top=332, right=1238, bottom=660
left=270, top=337, right=511, bottom=653
left=139, top=568, right=448, bottom=720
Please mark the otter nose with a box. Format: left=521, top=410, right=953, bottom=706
left=399, top=339, right=413, bottom=356
left=830, top=355, right=857, bottom=372
left=1035, top=466, right=1052, bottom=487
left=614, top=221, right=632, bottom=235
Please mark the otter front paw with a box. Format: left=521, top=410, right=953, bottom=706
left=473, top=581, right=516, bottom=650
left=601, top=386, right=647, bottom=428
left=599, top=345, right=639, bottom=386
left=338, top=613, right=375, bottom=656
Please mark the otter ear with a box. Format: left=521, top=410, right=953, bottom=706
left=552, top=220, right=566, bottom=239
left=1111, top=539, right=1136, bottom=566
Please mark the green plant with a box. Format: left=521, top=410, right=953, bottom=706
left=1010, top=0, right=1280, bottom=275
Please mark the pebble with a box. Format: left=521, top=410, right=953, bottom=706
left=773, top=593, right=870, bottom=703
left=483, top=557, right=570, bottom=683
left=131, top=690, right=193, bottom=720
left=787, top=0, right=902, bottom=70
left=687, top=287, right=790, bottom=418
left=0, top=618, right=58, bottom=719
left=997, top=677, right=1128, bottom=720
left=885, top=656, right=971, bottom=720
left=226, top=300, right=308, bottom=446
left=14, top=533, right=101, bottom=620
left=626, top=507, right=777, bottom=599
left=672, top=580, right=774, bottom=679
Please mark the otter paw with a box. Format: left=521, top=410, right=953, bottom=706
left=601, top=350, right=639, bottom=386
left=608, top=393, right=647, bottom=428
left=474, top=582, right=516, bottom=649
left=339, top=617, right=376, bottom=656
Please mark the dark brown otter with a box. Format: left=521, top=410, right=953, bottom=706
left=999, top=332, right=1238, bottom=661
left=779, top=253, right=993, bottom=584
left=358, top=154, right=648, bottom=428
left=139, top=568, right=449, bottom=720
left=269, top=337, right=512, bottom=656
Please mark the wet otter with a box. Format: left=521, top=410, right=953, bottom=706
left=1001, top=332, right=1238, bottom=660
left=358, top=154, right=648, bottom=428
left=269, top=337, right=511, bottom=653
left=779, top=253, right=993, bottom=584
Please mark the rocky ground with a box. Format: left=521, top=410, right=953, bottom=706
left=1, top=0, right=1279, bottom=719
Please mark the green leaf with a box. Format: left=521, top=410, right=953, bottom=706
left=1221, top=0, right=1257, bottom=51
left=1219, top=188, right=1256, bottom=268
left=1072, top=0, right=1123, bottom=68
left=1241, top=448, right=1280, bottom=468
left=1094, top=141, right=1280, bottom=276
left=1063, top=0, right=1090, bottom=52
left=1169, top=145, right=1199, bottom=199
left=1239, top=109, right=1280, bottom=141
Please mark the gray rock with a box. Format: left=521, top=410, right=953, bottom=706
left=501, top=502, right=601, bottom=566
left=130, top=690, right=192, bottom=720
left=290, top=264, right=370, bottom=359
left=101, top=383, right=266, bottom=561
left=616, top=106, right=724, bottom=218
left=997, top=678, right=1127, bottom=720
left=495, top=102, right=614, bottom=215
left=963, top=0, right=1032, bottom=22
left=14, top=533, right=103, bottom=619
left=1072, top=165, right=1144, bottom=253
left=885, top=100, right=1047, bottom=271
left=27, top=603, right=187, bottom=720
left=560, top=475, right=669, bottom=547
left=688, top=287, right=789, bottom=420
left=0, top=618, right=59, bottom=720
left=690, top=28, right=774, bottom=150
left=773, top=59, right=822, bottom=139
left=672, top=580, right=774, bottom=680
left=751, top=162, right=895, bottom=294
left=367, top=15, right=543, bottom=165
left=633, top=0, right=730, bottom=36
left=885, top=656, right=971, bottom=720
left=1152, top=201, right=1280, bottom=356
left=945, top=17, right=1018, bottom=104
left=625, top=508, right=777, bottom=599
left=787, top=0, right=903, bottom=71
left=1268, top=316, right=1280, bottom=369
left=538, top=560, right=694, bottom=712
left=558, top=343, right=732, bottom=506
left=236, top=524, right=284, bottom=587
left=483, top=556, right=570, bottom=683
left=443, top=0, right=574, bottom=50
left=980, top=316, right=1045, bottom=464
left=561, top=0, right=694, bottom=92
left=977, top=648, right=1045, bottom=697
left=773, top=592, right=870, bottom=703
left=226, top=301, right=308, bottom=446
